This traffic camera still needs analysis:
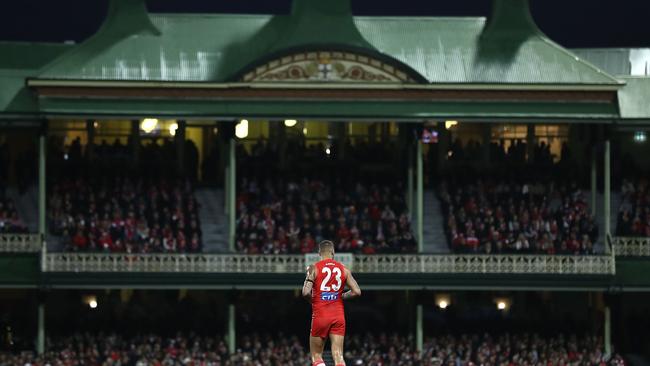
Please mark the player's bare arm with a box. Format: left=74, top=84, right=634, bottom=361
left=341, top=267, right=361, bottom=300
left=302, top=264, right=316, bottom=301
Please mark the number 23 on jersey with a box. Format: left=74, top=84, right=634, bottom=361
left=320, top=267, right=342, bottom=291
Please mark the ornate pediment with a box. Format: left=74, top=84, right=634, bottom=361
left=242, top=51, right=415, bottom=83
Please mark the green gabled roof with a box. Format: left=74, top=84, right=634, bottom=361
left=571, top=48, right=633, bottom=77
left=0, top=42, right=73, bottom=115
left=618, top=76, right=650, bottom=120
left=0, top=41, right=72, bottom=70
left=34, top=0, right=621, bottom=86
left=37, top=13, right=273, bottom=82
left=0, top=69, right=39, bottom=114
left=356, top=17, right=619, bottom=85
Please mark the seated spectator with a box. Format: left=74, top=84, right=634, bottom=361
left=236, top=178, right=416, bottom=254
left=440, top=179, right=598, bottom=255
left=617, top=178, right=650, bottom=237
left=48, top=177, right=202, bottom=253
left=0, top=332, right=624, bottom=366
left=0, top=197, right=27, bottom=234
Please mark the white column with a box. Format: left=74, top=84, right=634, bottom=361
left=228, top=139, right=236, bottom=252
left=604, top=140, right=611, bottom=251
left=591, top=146, right=597, bottom=216
left=37, top=302, right=45, bottom=354
left=39, top=130, right=47, bottom=269
left=407, top=156, right=414, bottom=216
left=416, top=304, right=423, bottom=352
left=228, top=304, right=236, bottom=354
left=604, top=306, right=611, bottom=355
left=416, top=141, right=424, bottom=252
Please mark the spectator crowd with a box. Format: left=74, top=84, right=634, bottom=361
left=0, top=332, right=625, bottom=366
left=446, top=139, right=568, bottom=168
left=439, top=180, right=598, bottom=254
left=0, top=197, right=27, bottom=234
left=236, top=178, right=416, bottom=254
left=48, top=177, right=202, bottom=253
left=617, top=178, right=650, bottom=237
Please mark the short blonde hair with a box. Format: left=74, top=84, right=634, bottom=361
left=319, top=240, right=334, bottom=255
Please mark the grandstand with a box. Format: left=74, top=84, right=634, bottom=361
left=1, top=0, right=650, bottom=364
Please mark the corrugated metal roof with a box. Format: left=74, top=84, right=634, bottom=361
left=355, top=17, right=619, bottom=84
left=618, top=76, right=650, bottom=120
left=0, top=69, right=38, bottom=114
left=0, top=41, right=72, bottom=70
left=34, top=0, right=621, bottom=85
left=570, top=48, right=650, bottom=77
left=39, top=14, right=278, bottom=82
left=0, top=42, right=72, bottom=115
left=571, top=49, right=632, bottom=76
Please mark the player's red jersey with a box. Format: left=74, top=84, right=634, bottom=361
left=310, top=258, right=347, bottom=337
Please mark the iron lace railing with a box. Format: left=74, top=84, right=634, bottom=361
left=43, top=253, right=615, bottom=275
left=613, top=237, right=650, bottom=256
left=0, top=234, right=41, bottom=253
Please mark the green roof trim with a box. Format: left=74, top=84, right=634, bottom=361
left=36, top=95, right=618, bottom=120
left=33, top=0, right=621, bottom=86
left=618, top=76, right=650, bottom=120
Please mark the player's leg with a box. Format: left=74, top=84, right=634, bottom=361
left=309, top=336, right=327, bottom=366
left=310, top=316, right=329, bottom=365
left=329, top=334, right=345, bottom=366
left=329, top=317, right=346, bottom=366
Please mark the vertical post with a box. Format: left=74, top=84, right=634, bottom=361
left=416, top=140, right=424, bottom=253
left=437, top=125, right=449, bottom=173
left=604, top=306, right=611, bottom=355
left=176, top=120, right=187, bottom=174
left=228, top=304, right=236, bottom=354
left=229, top=138, right=236, bottom=252
left=604, top=140, right=611, bottom=251
left=407, top=147, right=414, bottom=215
left=591, top=146, right=597, bottom=216
left=224, top=166, right=230, bottom=215
left=526, top=124, right=535, bottom=162
left=38, top=126, right=46, bottom=251
left=37, top=302, right=45, bottom=354
left=416, top=304, right=423, bottom=352
left=131, top=120, right=140, bottom=165
left=86, top=120, right=95, bottom=160
left=482, top=124, right=491, bottom=164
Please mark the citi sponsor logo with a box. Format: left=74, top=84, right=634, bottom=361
left=320, top=292, right=339, bottom=301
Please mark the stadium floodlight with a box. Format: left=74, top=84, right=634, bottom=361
left=303, top=127, right=308, bottom=135
left=141, top=118, right=158, bottom=133
left=495, top=299, right=511, bottom=311
left=236, top=119, right=249, bottom=139
left=435, top=294, right=450, bottom=309
left=83, top=295, right=98, bottom=309
left=325, top=147, right=331, bottom=155
left=284, top=119, right=298, bottom=127
left=169, top=122, right=179, bottom=136
left=445, top=120, right=458, bottom=129
left=634, top=131, right=647, bottom=143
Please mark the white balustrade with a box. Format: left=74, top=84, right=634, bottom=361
left=0, top=234, right=41, bottom=253
left=43, top=253, right=614, bottom=275
left=613, top=237, right=650, bottom=256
